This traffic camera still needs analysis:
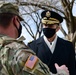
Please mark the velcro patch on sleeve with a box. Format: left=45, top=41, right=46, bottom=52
left=25, top=54, right=38, bottom=69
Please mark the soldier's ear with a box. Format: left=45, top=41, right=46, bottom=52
left=13, top=16, right=19, bottom=26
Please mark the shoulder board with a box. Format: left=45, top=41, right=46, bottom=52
left=28, top=40, right=34, bottom=44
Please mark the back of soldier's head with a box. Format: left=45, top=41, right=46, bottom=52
left=0, top=3, right=23, bottom=27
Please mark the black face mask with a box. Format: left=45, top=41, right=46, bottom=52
left=14, top=23, right=22, bottom=38
left=43, top=28, right=56, bottom=38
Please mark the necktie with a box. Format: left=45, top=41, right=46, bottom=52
left=50, top=42, right=52, bottom=45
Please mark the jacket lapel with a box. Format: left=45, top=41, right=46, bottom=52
left=48, top=37, right=64, bottom=65
left=36, top=36, right=53, bottom=65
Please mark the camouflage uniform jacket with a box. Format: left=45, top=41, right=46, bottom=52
left=0, top=35, right=51, bottom=75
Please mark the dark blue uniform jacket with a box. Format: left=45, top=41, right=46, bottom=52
left=28, top=36, right=76, bottom=75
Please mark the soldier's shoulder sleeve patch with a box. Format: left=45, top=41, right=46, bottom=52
left=25, top=54, right=38, bottom=69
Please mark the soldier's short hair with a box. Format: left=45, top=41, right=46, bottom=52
left=0, top=3, right=23, bottom=27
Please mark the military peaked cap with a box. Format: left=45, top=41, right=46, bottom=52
left=41, top=10, right=63, bottom=25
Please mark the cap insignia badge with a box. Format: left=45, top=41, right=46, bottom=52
left=46, top=11, right=51, bottom=17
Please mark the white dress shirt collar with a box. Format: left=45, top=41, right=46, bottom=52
left=43, top=35, right=58, bottom=53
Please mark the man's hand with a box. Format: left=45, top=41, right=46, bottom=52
left=55, top=63, right=69, bottom=75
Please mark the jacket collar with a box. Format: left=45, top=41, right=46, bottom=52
left=36, top=36, right=45, bottom=44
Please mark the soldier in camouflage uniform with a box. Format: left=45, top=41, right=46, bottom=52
left=0, top=3, right=69, bottom=75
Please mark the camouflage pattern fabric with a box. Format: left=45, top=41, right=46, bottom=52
left=0, top=35, right=51, bottom=75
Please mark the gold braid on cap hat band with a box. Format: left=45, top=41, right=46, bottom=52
left=41, top=17, right=60, bottom=25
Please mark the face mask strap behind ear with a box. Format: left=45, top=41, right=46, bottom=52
left=13, top=18, right=22, bottom=38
